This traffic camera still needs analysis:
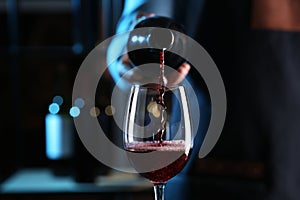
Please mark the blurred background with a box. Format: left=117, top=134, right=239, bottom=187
left=0, top=0, right=263, bottom=198
left=2, top=0, right=300, bottom=200
left=0, top=0, right=125, bottom=179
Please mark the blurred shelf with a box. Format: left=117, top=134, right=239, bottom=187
left=0, top=168, right=153, bottom=200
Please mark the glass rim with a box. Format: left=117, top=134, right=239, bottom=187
left=131, top=83, right=185, bottom=91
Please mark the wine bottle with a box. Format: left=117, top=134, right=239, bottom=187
left=127, top=16, right=187, bottom=69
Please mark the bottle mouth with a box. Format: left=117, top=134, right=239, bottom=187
left=147, top=28, right=174, bottom=50
left=127, top=16, right=187, bottom=68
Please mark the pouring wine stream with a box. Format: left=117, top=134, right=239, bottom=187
left=155, top=48, right=167, bottom=143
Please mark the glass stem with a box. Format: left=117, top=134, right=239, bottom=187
left=153, top=183, right=166, bottom=200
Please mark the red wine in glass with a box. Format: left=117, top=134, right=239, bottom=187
left=125, top=140, right=192, bottom=185
left=124, top=84, right=193, bottom=200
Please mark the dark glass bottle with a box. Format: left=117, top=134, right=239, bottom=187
left=127, top=16, right=187, bottom=69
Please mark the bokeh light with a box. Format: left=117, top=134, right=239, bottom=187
left=69, top=106, right=80, bottom=117
left=52, top=95, right=64, bottom=106
left=89, top=107, right=100, bottom=117
left=147, top=101, right=161, bottom=118
left=49, top=103, right=60, bottom=114
left=74, top=98, right=85, bottom=108
left=105, top=105, right=115, bottom=116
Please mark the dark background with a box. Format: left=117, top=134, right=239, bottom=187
left=0, top=0, right=124, bottom=182
left=3, top=1, right=295, bottom=199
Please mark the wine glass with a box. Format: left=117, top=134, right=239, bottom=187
left=123, top=83, right=193, bottom=200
